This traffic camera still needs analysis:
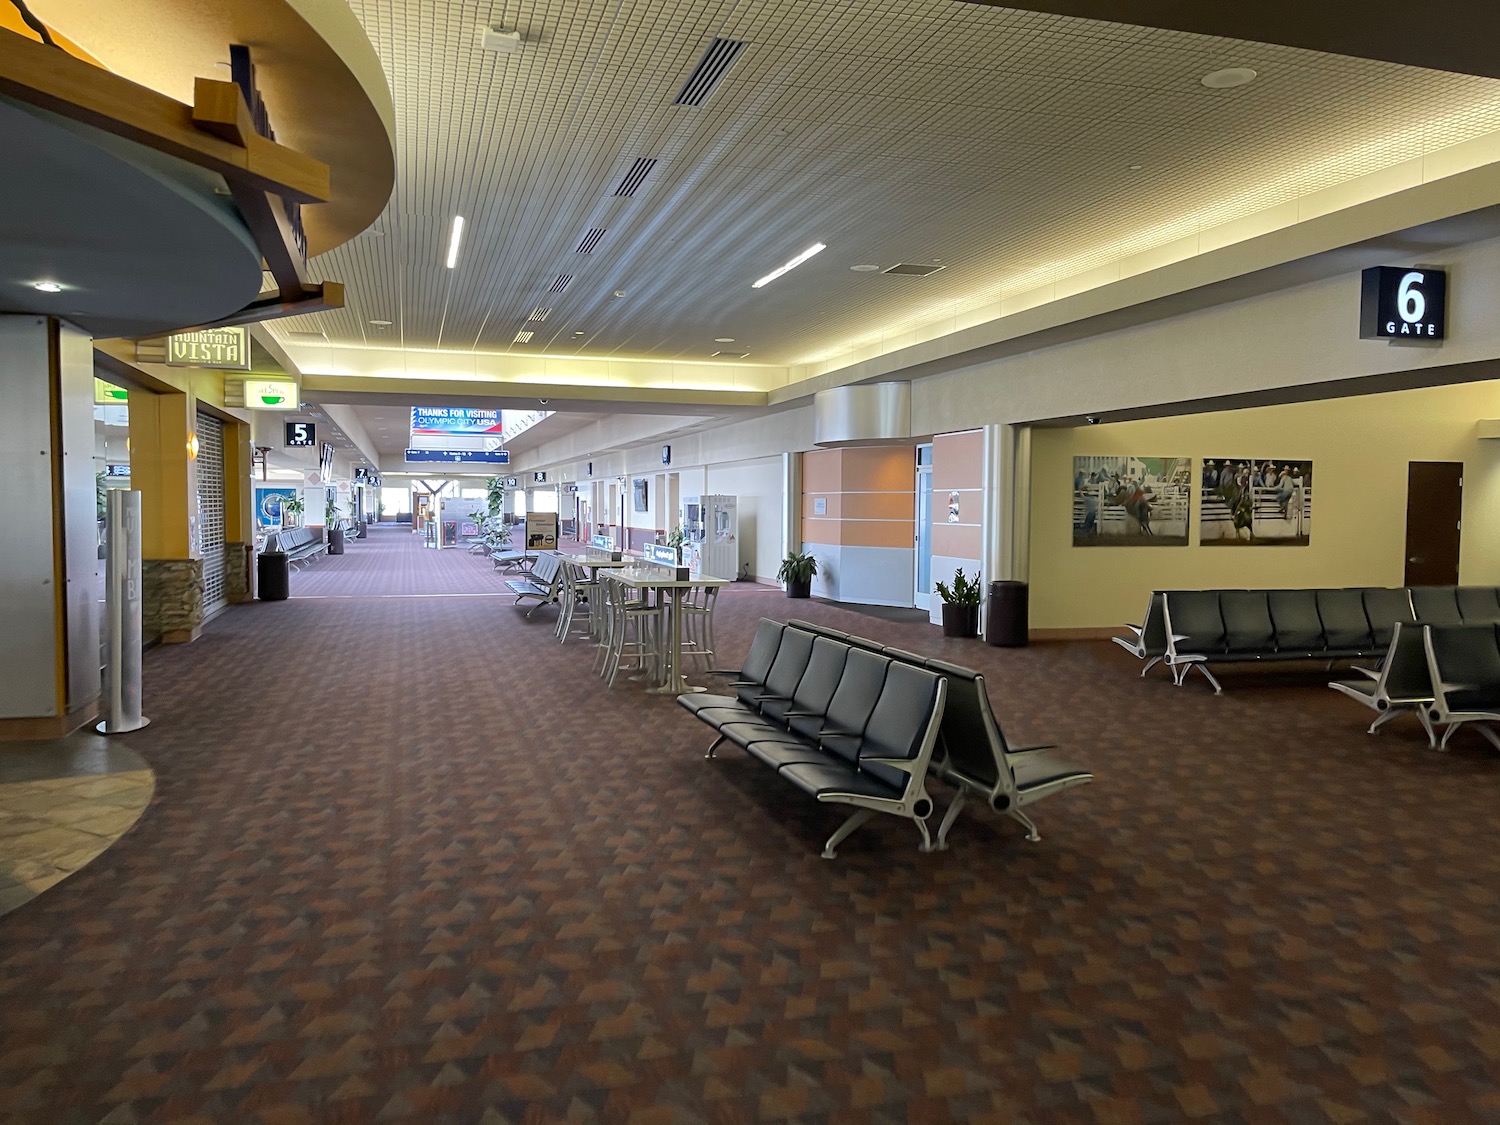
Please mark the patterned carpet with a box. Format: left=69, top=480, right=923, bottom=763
left=4, top=541, right=1500, bottom=1124
left=287, top=525, right=518, bottom=598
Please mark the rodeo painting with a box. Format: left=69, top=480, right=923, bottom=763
left=1200, top=458, right=1313, bottom=546
left=1072, top=456, right=1191, bottom=547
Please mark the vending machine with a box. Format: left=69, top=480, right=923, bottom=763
left=679, top=494, right=738, bottom=578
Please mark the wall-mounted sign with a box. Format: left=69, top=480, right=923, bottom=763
left=167, top=326, right=251, bottom=369
left=586, top=461, right=593, bottom=477
left=105, top=464, right=131, bottom=478
left=404, top=448, right=510, bottom=464
left=504, top=477, right=519, bottom=488
left=285, top=421, right=317, bottom=447
left=813, top=497, right=827, bottom=516
left=1360, top=267, right=1447, bottom=340
left=566, top=484, right=580, bottom=493
left=94, top=379, right=128, bottom=404
left=241, top=377, right=298, bottom=409
left=533, top=471, right=548, bottom=483
left=662, top=444, right=671, bottom=465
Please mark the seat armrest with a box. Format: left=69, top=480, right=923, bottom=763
left=783, top=709, right=822, bottom=717
left=753, top=692, right=791, bottom=702
left=819, top=728, right=860, bottom=738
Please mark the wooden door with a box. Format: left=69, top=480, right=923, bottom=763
left=1404, top=462, right=1463, bottom=586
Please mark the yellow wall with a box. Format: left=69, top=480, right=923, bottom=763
left=1029, top=380, right=1500, bottom=629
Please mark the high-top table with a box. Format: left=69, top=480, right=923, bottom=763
left=612, top=568, right=730, bottom=694
left=555, top=549, right=634, bottom=579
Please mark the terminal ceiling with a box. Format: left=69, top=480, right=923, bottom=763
left=271, top=0, right=1500, bottom=374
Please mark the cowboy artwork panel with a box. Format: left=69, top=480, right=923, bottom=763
left=1072, top=456, right=1191, bottom=547
left=1200, top=458, right=1313, bottom=546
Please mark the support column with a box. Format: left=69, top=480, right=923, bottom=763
left=781, top=450, right=802, bottom=565
left=0, top=316, right=101, bottom=738
left=983, top=423, right=1032, bottom=585
left=130, top=386, right=203, bottom=643
left=223, top=418, right=254, bottom=602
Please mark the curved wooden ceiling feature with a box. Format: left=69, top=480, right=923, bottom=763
left=28, top=0, right=395, bottom=257
left=0, top=98, right=265, bottom=337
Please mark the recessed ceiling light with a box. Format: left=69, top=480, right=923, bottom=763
left=33, top=281, right=63, bottom=293
left=613, top=290, right=626, bottom=298
left=573, top=331, right=585, bottom=336
left=369, top=319, right=392, bottom=327
left=849, top=264, right=879, bottom=272
left=714, top=337, right=735, bottom=343
left=752, top=242, right=826, bottom=289
left=1128, top=164, right=1143, bottom=171
left=1201, top=67, right=1257, bottom=89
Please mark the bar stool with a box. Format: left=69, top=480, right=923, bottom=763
left=601, top=577, right=661, bottom=687
left=678, top=584, right=719, bottom=674
left=557, top=563, right=597, bottom=644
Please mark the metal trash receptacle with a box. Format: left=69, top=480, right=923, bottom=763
left=986, top=580, right=1028, bottom=647
left=257, top=551, right=290, bottom=601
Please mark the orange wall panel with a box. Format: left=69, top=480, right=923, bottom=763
left=933, top=429, right=984, bottom=491
left=801, top=516, right=843, bottom=545
left=802, top=449, right=843, bottom=493
left=932, top=521, right=983, bottom=559
left=841, top=520, right=915, bottom=549
left=841, top=447, right=916, bottom=492
left=840, top=492, right=915, bottom=521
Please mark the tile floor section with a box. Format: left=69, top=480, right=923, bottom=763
left=0, top=737, right=153, bottom=917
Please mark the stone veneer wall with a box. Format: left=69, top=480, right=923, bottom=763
left=142, top=558, right=204, bottom=639
left=224, top=542, right=251, bottom=603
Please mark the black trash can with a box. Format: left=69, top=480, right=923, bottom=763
left=986, top=580, right=1028, bottom=647
left=327, top=527, right=346, bottom=555
left=257, top=550, right=290, bottom=601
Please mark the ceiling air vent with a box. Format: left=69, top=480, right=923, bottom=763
left=548, top=274, right=573, bottom=294
left=673, top=38, right=748, bottom=107
left=614, top=157, right=658, bottom=197
left=576, top=228, right=607, bottom=254
left=882, top=263, right=947, bottom=276
left=528, top=306, right=551, bottom=321
left=513, top=330, right=534, bottom=344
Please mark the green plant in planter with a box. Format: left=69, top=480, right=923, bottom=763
left=935, top=568, right=982, bottom=605
left=777, top=550, right=818, bottom=597
left=326, top=498, right=341, bottom=525
left=936, top=568, right=982, bottom=637
left=281, top=495, right=305, bottom=527
left=667, top=524, right=687, bottom=550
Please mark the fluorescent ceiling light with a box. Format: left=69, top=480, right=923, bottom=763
left=445, top=215, right=465, bottom=269
left=33, top=281, right=63, bottom=292
left=751, top=242, right=826, bottom=288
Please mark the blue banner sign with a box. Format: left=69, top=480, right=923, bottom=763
left=590, top=533, right=614, bottom=550
left=647, top=544, right=679, bottom=566
left=404, top=449, right=510, bottom=464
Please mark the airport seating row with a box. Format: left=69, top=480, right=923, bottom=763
left=271, top=527, right=326, bottom=569
left=505, top=552, right=563, bottom=617
left=679, top=619, right=1093, bottom=857
left=1331, top=621, right=1500, bottom=751
left=1115, top=585, right=1500, bottom=693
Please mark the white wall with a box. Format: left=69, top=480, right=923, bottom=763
left=706, top=456, right=784, bottom=581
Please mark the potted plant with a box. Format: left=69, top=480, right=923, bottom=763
left=935, top=568, right=982, bottom=638
left=777, top=550, right=818, bottom=599
left=281, top=494, right=304, bottom=528
left=326, top=498, right=345, bottom=554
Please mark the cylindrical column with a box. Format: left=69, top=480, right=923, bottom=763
left=98, top=489, right=150, bottom=734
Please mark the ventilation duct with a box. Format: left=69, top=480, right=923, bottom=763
left=547, top=274, right=573, bottom=293
left=813, top=382, right=912, bottom=447
left=614, top=158, right=658, bottom=197
left=673, top=38, right=748, bottom=106
left=576, top=228, right=607, bottom=254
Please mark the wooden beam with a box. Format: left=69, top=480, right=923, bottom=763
left=190, top=76, right=252, bottom=145
left=227, top=179, right=313, bottom=299
left=0, top=30, right=329, bottom=202
left=192, top=282, right=346, bottom=329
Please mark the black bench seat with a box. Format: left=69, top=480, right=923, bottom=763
left=682, top=618, right=1094, bottom=856
left=505, top=552, right=563, bottom=617
left=271, top=527, right=326, bottom=569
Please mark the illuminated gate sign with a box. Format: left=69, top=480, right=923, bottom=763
left=1360, top=267, right=1447, bottom=340
left=167, top=327, right=251, bottom=368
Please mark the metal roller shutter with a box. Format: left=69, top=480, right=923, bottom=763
left=196, top=412, right=227, bottom=616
